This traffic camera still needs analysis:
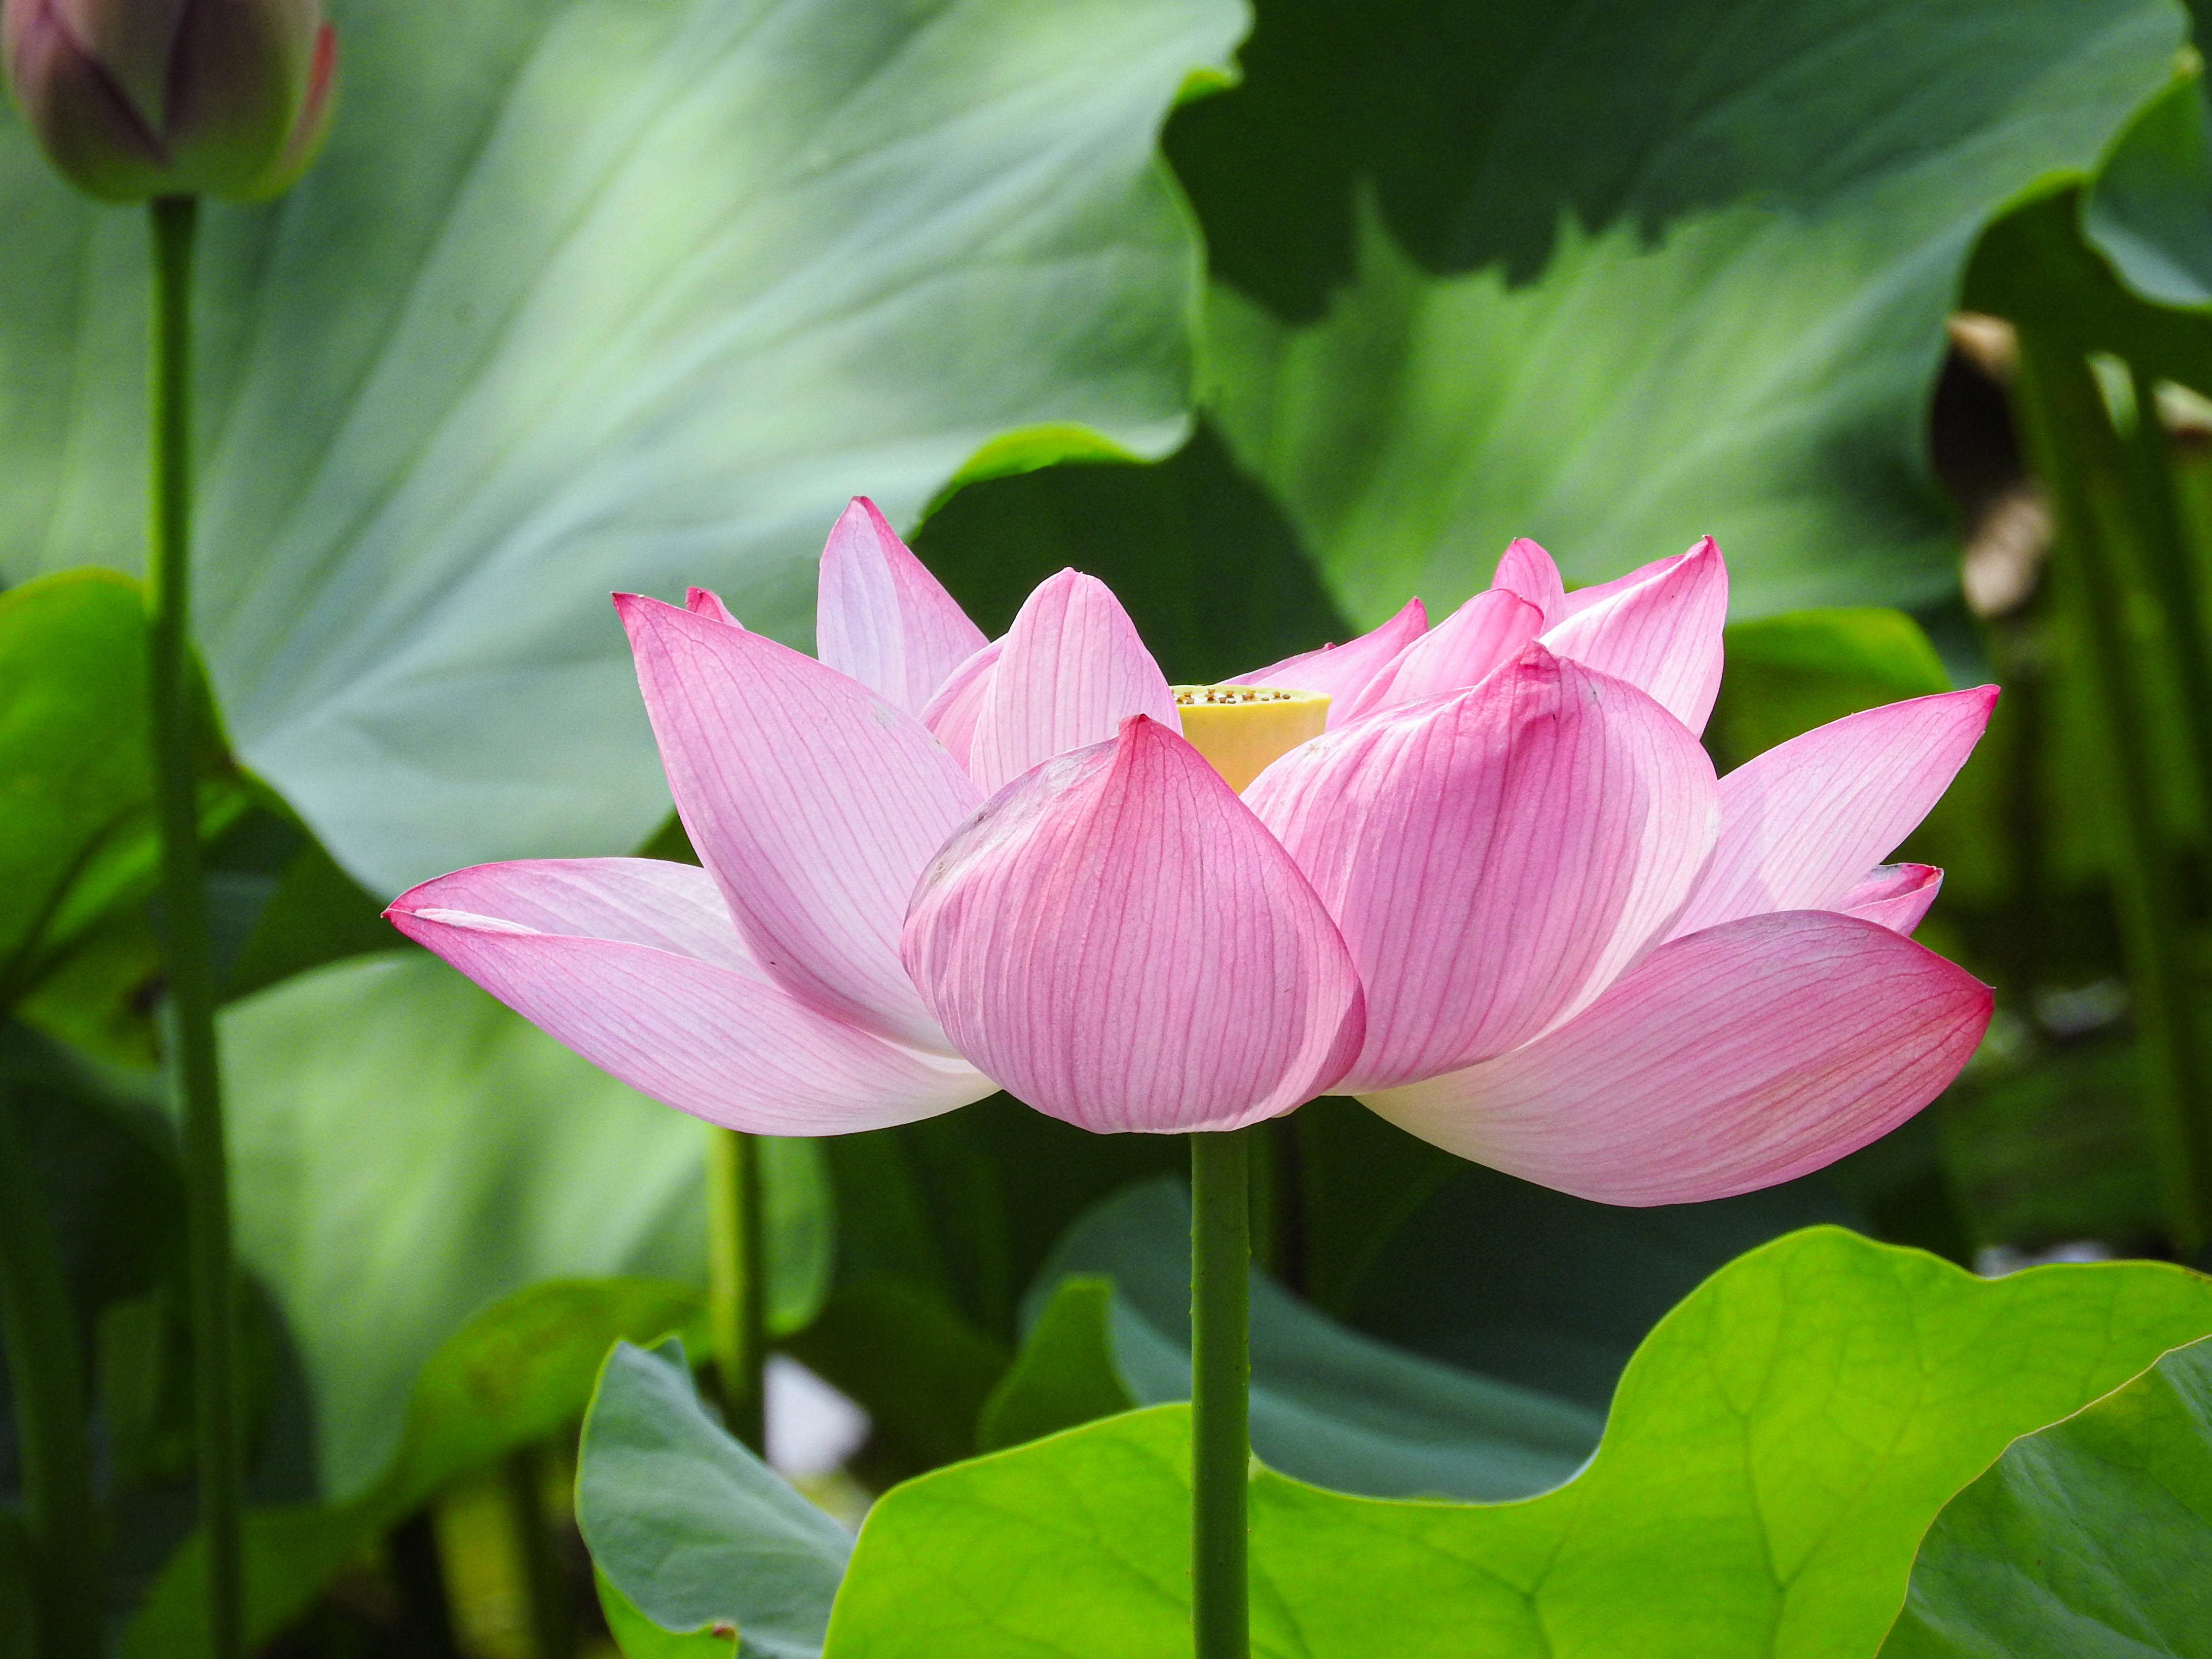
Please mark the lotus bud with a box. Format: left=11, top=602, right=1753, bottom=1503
left=4, top=0, right=337, bottom=201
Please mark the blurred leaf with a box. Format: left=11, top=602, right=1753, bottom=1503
left=0, top=1516, right=30, bottom=1659
left=1705, top=609, right=1951, bottom=774
left=1941, top=1040, right=2165, bottom=1248
left=1882, top=1332, right=2212, bottom=1656
left=214, top=951, right=829, bottom=1500
left=1183, top=0, right=2180, bottom=624
left=0, top=569, right=247, bottom=1017
left=2085, top=67, right=2212, bottom=309
left=912, top=423, right=1348, bottom=685
left=577, top=1340, right=850, bottom=1659
left=1344, top=1156, right=1859, bottom=1413
left=823, top=1229, right=2212, bottom=1658
left=127, top=1277, right=705, bottom=1659
left=0, top=0, right=1243, bottom=895
left=792, top=1097, right=1184, bottom=1480
left=1022, top=1180, right=1600, bottom=1500
left=975, top=1278, right=1132, bottom=1453
left=782, top=1281, right=1007, bottom=1484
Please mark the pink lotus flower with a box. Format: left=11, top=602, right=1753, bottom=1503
left=387, top=500, right=1993, bottom=1205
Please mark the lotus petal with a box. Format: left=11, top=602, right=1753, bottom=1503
left=1362, top=910, right=1992, bottom=1204
left=903, top=715, right=1363, bottom=1133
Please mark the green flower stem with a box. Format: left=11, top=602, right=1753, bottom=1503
left=502, top=1446, right=574, bottom=1659
left=707, top=1126, right=767, bottom=1451
left=0, top=1094, right=102, bottom=1659
left=2119, top=362, right=2212, bottom=822
left=1190, top=1126, right=1251, bottom=1659
left=2014, top=328, right=2212, bottom=1249
left=150, top=192, right=244, bottom=1659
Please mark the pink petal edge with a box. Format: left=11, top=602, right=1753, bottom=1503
left=388, top=859, right=993, bottom=1134
left=816, top=497, right=988, bottom=718
left=1227, top=597, right=1430, bottom=725
left=1360, top=909, right=1992, bottom=1205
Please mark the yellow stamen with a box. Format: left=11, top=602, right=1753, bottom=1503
left=1172, top=684, right=1330, bottom=792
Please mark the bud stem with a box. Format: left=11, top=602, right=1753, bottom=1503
left=149, top=193, right=245, bottom=1659
left=707, top=1126, right=768, bottom=1450
left=1190, top=1126, right=1252, bottom=1659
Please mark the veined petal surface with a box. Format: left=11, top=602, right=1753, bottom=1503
left=1668, top=686, right=1996, bottom=939
left=1338, top=588, right=1541, bottom=721
left=618, top=595, right=981, bottom=1051
left=1491, top=537, right=1567, bottom=628
left=1540, top=537, right=1728, bottom=733
left=967, top=570, right=1179, bottom=793
left=1227, top=596, right=1428, bottom=722
left=388, top=859, right=992, bottom=1134
left=816, top=497, right=987, bottom=718
left=920, top=637, right=1003, bottom=772
left=1245, top=647, right=1718, bottom=1093
left=1838, top=862, right=1942, bottom=935
left=1362, top=910, right=1992, bottom=1204
left=903, top=716, right=1364, bottom=1133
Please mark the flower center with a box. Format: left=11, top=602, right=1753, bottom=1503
left=1171, top=685, right=1330, bottom=792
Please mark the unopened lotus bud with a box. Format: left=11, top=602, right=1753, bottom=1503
left=4, top=0, right=336, bottom=201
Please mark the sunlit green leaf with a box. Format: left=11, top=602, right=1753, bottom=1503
left=1186, top=0, right=2180, bottom=623
left=1882, top=1332, right=2212, bottom=1656
left=823, top=1227, right=2212, bottom=1658
left=0, top=0, right=1243, bottom=893
left=214, top=951, right=830, bottom=1499
left=578, top=1340, right=850, bottom=1659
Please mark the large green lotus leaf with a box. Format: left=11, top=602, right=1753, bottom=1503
left=126, top=1277, right=707, bottom=1659
left=2085, top=67, right=2212, bottom=308
left=822, top=1227, right=2212, bottom=1658
left=578, top=1340, right=850, bottom=1659
left=1189, top=0, right=2181, bottom=624
left=0, top=0, right=1243, bottom=894
left=1000, top=1179, right=1601, bottom=1500
left=0, top=569, right=249, bottom=1013
left=1880, top=1333, right=2212, bottom=1656
left=215, top=950, right=830, bottom=1498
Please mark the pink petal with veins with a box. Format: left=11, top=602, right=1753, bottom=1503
left=1491, top=538, right=1567, bottom=628
left=388, top=858, right=992, bottom=1134
left=1228, top=597, right=1429, bottom=724
left=1246, top=646, right=1717, bottom=1092
left=1337, top=588, right=1542, bottom=722
left=1669, top=687, right=1996, bottom=939
left=903, top=716, right=1363, bottom=1133
left=966, top=570, right=1178, bottom=794
left=816, top=497, right=987, bottom=717
left=1540, top=536, right=1727, bottom=733
left=1361, top=910, right=1992, bottom=1204
left=1837, top=863, right=1943, bottom=936
left=617, top=594, right=980, bottom=1052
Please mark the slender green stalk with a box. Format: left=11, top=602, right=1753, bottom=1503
left=0, top=1095, right=103, bottom=1659
left=149, top=192, right=244, bottom=1658
left=707, top=1127, right=767, bottom=1451
left=2119, top=363, right=2212, bottom=825
left=502, top=1446, right=574, bottom=1659
left=1190, top=1128, right=1251, bottom=1659
left=2013, top=330, right=2212, bottom=1248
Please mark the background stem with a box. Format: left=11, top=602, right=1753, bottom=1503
left=1190, top=1127, right=1251, bottom=1659
left=502, top=1445, right=574, bottom=1659
left=707, top=1127, right=766, bottom=1451
left=2013, top=330, right=2212, bottom=1250
left=0, top=1094, right=103, bottom=1659
left=149, top=192, right=244, bottom=1659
